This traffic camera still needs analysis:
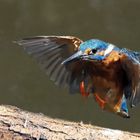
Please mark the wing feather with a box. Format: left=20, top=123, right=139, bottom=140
left=120, top=48, right=140, bottom=106
left=16, top=36, right=83, bottom=90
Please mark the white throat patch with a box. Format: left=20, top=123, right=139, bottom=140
left=104, top=44, right=115, bottom=56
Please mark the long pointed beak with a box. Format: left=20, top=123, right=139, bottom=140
left=61, top=50, right=83, bottom=65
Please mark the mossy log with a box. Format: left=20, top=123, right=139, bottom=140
left=0, top=105, right=139, bottom=140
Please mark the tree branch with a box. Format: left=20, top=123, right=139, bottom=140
left=0, top=105, right=139, bottom=140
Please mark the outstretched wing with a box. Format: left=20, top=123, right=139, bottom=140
left=120, top=48, right=140, bottom=106
left=16, top=36, right=83, bottom=88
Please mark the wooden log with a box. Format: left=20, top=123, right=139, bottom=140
left=0, top=105, right=139, bottom=140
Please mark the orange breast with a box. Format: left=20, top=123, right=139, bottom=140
left=90, top=51, right=127, bottom=112
left=102, top=51, right=127, bottom=66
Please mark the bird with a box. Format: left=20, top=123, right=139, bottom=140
left=16, top=36, right=140, bottom=118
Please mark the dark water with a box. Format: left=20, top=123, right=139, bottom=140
left=0, top=0, right=140, bottom=132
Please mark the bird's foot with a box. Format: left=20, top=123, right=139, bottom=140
left=80, top=81, right=90, bottom=97
left=94, top=93, right=106, bottom=109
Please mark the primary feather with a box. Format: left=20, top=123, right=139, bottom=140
left=16, top=36, right=85, bottom=92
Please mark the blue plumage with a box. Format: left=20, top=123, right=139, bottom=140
left=120, top=48, right=140, bottom=64
left=79, top=39, right=108, bottom=52
left=120, top=95, right=129, bottom=115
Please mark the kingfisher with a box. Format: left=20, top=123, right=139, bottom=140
left=16, top=36, right=140, bottom=118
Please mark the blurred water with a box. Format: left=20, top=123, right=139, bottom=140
left=0, top=0, right=140, bottom=132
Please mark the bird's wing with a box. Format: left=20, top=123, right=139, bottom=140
left=16, top=36, right=83, bottom=88
left=120, top=48, right=140, bottom=106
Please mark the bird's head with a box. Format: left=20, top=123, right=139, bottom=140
left=62, top=39, right=115, bottom=64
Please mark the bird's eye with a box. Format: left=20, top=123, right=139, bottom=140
left=91, top=49, right=97, bottom=54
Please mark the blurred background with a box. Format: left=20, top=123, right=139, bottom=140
left=0, top=0, right=140, bottom=132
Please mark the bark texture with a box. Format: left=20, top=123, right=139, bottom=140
left=0, top=105, right=139, bottom=140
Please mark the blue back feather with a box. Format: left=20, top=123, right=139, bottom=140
left=120, top=48, right=140, bottom=64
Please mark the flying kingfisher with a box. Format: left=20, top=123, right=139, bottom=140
left=16, top=36, right=140, bottom=118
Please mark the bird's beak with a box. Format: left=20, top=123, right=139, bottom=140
left=62, top=50, right=105, bottom=65
left=62, top=50, right=83, bottom=65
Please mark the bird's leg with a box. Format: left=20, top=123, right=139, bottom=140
left=80, top=81, right=90, bottom=97
left=94, top=93, right=106, bottom=109
left=80, top=80, right=106, bottom=109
